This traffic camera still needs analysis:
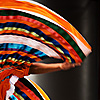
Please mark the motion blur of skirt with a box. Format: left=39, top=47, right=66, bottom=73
left=0, top=0, right=92, bottom=100
left=6, top=76, right=50, bottom=100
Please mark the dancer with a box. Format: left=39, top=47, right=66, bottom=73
left=0, top=0, right=91, bottom=99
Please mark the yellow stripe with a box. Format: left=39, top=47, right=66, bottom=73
left=0, top=57, right=31, bottom=64
left=67, top=57, right=71, bottom=63
left=1, top=27, right=64, bottom=54
left=14, top=92, right=24, bottom=100
left=0, top=27, right=71, bottom=61
left=29, top=79, right=50, bottom=100
left=0, top=0, right=92, bottom=50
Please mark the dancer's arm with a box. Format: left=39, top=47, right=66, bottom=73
left=29, top=62, right=81, bottom=74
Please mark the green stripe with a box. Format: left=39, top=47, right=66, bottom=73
left=0, top=10, right=86, bottom=60
left=19, top=78, right=44, bottom=100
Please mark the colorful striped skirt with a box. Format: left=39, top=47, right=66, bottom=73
left=7, top=75, right=50, bottom=100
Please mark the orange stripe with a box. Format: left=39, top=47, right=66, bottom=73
left=0, top=59, right=15, bottom=65
left=0, top=58, right=30, bottom=67
left=0, top=30, right=69, bottom=61
left=0, top=19, right=82, bottom=62
left=0, top=51, right=41, bottom=66
left=15, top=80, right=40, bottom=100
left=29, top=79, right=50, bottom=100
left=0, top=51, right=41, bottom=61
left=0, top=0, right=91, bottom=50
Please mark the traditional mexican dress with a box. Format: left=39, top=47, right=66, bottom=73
left=0, top=0, right=91, bottom=99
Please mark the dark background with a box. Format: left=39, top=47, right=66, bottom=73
left=28, top=0, right=99, bottom=100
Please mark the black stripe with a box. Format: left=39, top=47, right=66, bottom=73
left=19, top=78, right=44, bottom=100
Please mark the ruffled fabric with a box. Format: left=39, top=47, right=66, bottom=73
left=8, top=77, right=50, bottom=100
left=0, top=0, right=91, bottom=52
left=0, top=0, right=92, bottom=100
left=0, top=10, right=86, bottom=62
left=0, top=64, right=30, bottom=100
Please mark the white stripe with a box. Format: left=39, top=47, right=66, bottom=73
left=0, top=35, right=61, bottom=58
left=6, top=75, right=19, bottom=100
left=0, top=7, right=65, bottom=31
left=16, top=0, right=68, bottom=22
left=67, top=30, right=92, bottom=56
left=24, top=76, right=46, bottom=100
left=0, top=8, right=90, bottom=51
left=0, top=3, right=91, bottom=56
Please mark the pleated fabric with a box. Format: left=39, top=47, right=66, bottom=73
left=0, top=0, right=92, bottom=100
left=7, top=76, right=50, bottom=100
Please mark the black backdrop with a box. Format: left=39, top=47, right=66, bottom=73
left=28, top=0, right=99, bottom=100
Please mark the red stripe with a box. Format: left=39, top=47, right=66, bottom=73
left=15, top=80, right=40, bottom=100
left=13, top=93, right=21, bottom=100
left=0, top=15, right=82, bottom=62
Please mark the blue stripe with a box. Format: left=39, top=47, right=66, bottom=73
left=0, top=43, right=47, bottom=56
left=10, top=95, right=18, bottom=100
left=0, top=22, right=75, bottom=63
left=34, top=50, right=42, bottom=55
left=2, top=76, right=10, bottom=81
left=0, top=43, right=49, bottom=61
left=15, top=86, right=31, bottom=100
left=0, top=54, right=35, bottom=63
left=0, top=43, right=34, bottom=52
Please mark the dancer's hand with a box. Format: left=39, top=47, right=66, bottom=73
left=59, top=62, right=81, bottom=70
